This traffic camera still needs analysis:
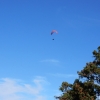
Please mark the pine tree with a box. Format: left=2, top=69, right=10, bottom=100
left=55, top=46, right=100, bottom=100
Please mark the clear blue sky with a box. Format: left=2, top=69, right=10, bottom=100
left=0, top=0, right=100, bottom=100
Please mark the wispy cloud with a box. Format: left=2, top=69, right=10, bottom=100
left=40, top=59, right=59, bottom=63
left=50, top=73, right=78, bottom=78
left=0, top=77, right=48, bottom=100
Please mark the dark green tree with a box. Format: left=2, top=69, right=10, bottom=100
left=55, top=46, right=100, bottom=100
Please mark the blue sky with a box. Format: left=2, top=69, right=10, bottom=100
left=0, top=0, right=100, bottom=100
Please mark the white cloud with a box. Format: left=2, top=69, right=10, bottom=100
left=50, top=73, right=78, bottom=78
left=0, top=77, right=48, bottom=100
left=40, top=59, right=59, bottom=63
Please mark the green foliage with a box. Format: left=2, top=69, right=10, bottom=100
left=55, top=46, right=100, bottom=100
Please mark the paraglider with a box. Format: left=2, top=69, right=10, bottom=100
left=51, top=30, right=58, bottom=40
left=51, top=30, right=58, bottom=35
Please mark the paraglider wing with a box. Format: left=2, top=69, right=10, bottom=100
left=51, top=30, right=58, bottom=35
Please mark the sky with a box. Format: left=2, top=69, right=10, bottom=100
left=0, top=0, right=100, bottom=100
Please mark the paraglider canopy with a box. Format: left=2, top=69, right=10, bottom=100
left=51, top=30, right=58, bottom=35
